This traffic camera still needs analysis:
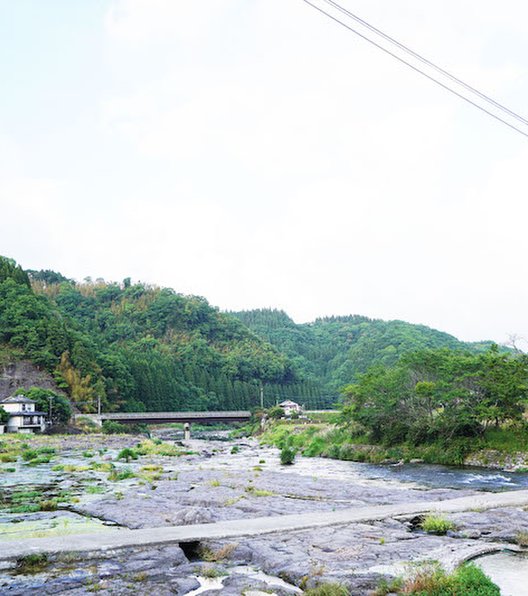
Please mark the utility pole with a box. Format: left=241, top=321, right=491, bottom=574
left=47, top=395, right=54, bottom=426
left=97, top=394, right=101, bottom=416
left=259, top=381, right=264, bottom=410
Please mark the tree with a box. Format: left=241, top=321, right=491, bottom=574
left=14, top=387, right=72, bottom=425
left=0, top=407, right=9, bottom=425
left=342, top=348, right=528, bottom=445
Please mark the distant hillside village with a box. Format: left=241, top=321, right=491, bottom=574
left=0, top=395, right=47, bottom=433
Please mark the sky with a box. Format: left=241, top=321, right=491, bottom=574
left=1, top=1, right=528, bottom=346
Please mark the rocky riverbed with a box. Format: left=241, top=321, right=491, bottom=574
left=1, top=432, right=528, bottom=594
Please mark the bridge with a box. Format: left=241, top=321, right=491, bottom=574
left=86, top=410, right=251, bottom=437
left=1, top=489, right=527, bottom=561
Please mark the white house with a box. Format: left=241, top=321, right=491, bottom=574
left=278, top=400, right=302, bottom=416
left=0, top=395, right=47, bottom=433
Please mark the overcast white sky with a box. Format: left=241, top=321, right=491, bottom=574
left=1, top=1, right=527, bottom=344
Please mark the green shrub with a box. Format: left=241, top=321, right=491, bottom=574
left=230, top=445, right=240, bottom=454
left=420, top=514, right=456, bottom=535
left=280, top=445, right=296, bottom=465
left=398, top=563, right=499, bottom=595
left=267, top=406, right=284, bottom=419
left=21, top=449, right=38, bottom=461
left=102, top=420, right=128, bottom=434
left=116, top=448, right=138, bottom=462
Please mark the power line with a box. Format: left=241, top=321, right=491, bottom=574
left=301, top=0, right=528, bottom=139
left=321, top=0, right=528, bottom=128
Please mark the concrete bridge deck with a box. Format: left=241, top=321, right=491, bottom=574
left=89, top=410, right=251, bottom=425
left=2, top=489, right=528, bottom=560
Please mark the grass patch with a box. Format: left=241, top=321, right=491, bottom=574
left=86, top=485, right=106, bottom=494
left=9, top=503, right=41, bottom=513
left=90, top=462, right=115, bottom=473
left=198, top=565, right=225, bottom=579
left=0, top=453, right=17, bottom=463
left=420, top=514, right=456, bottom=535
left=396, top=562, right=499, bottom=595
left=224, top=496, right=244, bottom=506
left=108, top=467, right=135, bottom=482
left=304, top=583, right=350, bottom=596
left=135, top=440, right=191, bottom=457
left=244, top=486, right=274, bottom=497
left=15, top=553, right=49, bottom=574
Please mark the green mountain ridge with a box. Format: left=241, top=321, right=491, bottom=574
left=0, top=257, right=301, bottom=412
left=0, top=256, right=502, bottom=413
left=231, top=308, right=501, bottom=393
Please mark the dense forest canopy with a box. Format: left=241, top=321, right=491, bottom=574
left=0, top=257, right=508, bottom=414
left=0, top=257, right=303, bottom=412
left=232, top=308, right=501, bottom=395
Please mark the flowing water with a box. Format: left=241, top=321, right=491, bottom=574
left=3, top=431, right=528, bottom=593
left=184, top=432, right=528, bottom=594
left=474, top=552, right=528, bottom=596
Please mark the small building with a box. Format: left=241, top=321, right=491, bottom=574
left=0, top=395, right=47, bottom=433
left=278, top=400, right=302, bottom=417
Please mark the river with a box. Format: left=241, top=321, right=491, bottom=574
left=1, top=431, right=528, bottom=594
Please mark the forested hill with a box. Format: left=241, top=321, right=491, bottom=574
left=232, top=309, right=499, bottom=392
left=0, top=257, right=308, bottom=413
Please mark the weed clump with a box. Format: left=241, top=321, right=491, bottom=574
left=108, top=467, right=135, bottom=482
left=116, top=448, right=138, bottom=462
left=395, top=562, right=499, bottom=595
left=135, top=440, right=189, bottom=457
left=15, top=553, right=49, bottom=574
left=420, top=514, right=456, bottom=535
left=280, top=445, right=296, bottom=465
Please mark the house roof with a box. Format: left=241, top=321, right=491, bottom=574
left=1, top=395, right=35, bottom=404
left=6, top=411, right=47, bottom=416
left=279, top=400, right=300, bottom=407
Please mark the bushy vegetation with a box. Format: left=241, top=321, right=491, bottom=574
left=342, top=347, right=528, bottom=445
left=390, top=563, right=499, bottom=595
left=420, top=514, right=456, bottom=535
left=261, top=415, right=528, bottom=467
left=116, top=448, right=138, bottom=462
left=102, top=420, right=128, bottom=434
left=280, top=445, right=296, bottom=465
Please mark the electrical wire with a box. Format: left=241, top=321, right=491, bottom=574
left=301, top=0, right=528, bottom=139
left=321, top=0, right=528, bottom=127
